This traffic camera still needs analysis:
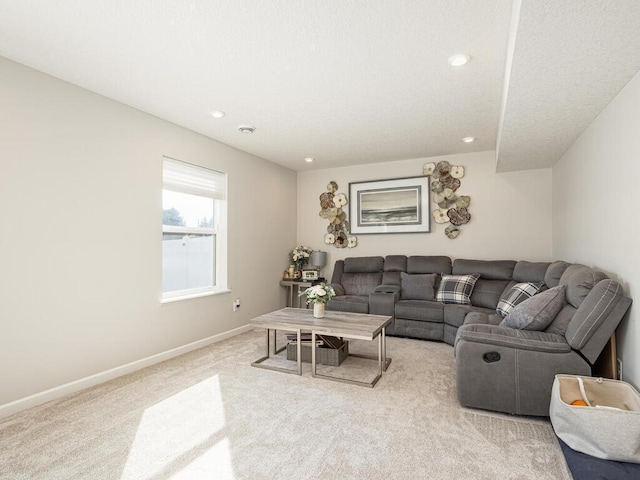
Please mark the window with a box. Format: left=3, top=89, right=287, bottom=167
left=162, top=157, right=227, bottom=301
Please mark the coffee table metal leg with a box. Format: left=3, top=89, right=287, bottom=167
left=348, top=329, right=392, bottom=372
left=311, top=330, right=317, bottom=378
left=274, top=329, right=286, bottom=354
left=381, top=327, right=390, bottom=371
left=378, top=332, right=383, bottom=377
left=251, top=328, right=302, bottom=375
left=296, top=329, right=302, bottom=375
left=311, top=329, right=382, bottom=388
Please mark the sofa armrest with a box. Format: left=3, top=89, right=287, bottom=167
left=373, top=284, right=401, bottom=294
left=455, top=324, right=571, bottom=354
left=329, top=283, right=345, bottom=296
left=369, top=290, right=399, bottom=317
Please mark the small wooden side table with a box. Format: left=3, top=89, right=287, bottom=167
left=279, top=280, right=313, bottom=308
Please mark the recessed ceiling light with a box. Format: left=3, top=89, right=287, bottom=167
left=462, top=136, right=476, bottom=143
left=210, top=110, right=225, bottom=118
left=238, top=125, right=255, bottom=134
left=304, top=157, right=315, bottom=163
left=448, top=53, right=471, bottom=67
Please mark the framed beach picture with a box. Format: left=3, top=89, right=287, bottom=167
left=349, top=176, right=430, bottom=234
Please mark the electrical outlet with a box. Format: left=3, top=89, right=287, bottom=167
left=617, top=358, right=623, bottom=380
left=233, top=298, right=240, bottom=312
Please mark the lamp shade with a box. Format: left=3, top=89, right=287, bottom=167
left=310, top=250, right=327, bottom=268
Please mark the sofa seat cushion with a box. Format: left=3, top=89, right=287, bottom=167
left=463, top=311, right=503, bottom=327
left=326, top=295, right=369, bottom=314
left=470, top=278, right=512, bottom=309
left=394, top=300, right=444, bottom=322
left=444, top=304, right=495, bottom=329
left=394, top=318, right=444, bottom=341
left=455, top=324, right=571, bottom=354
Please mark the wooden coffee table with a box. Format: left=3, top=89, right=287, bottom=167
left=249, top=308, right=392, bottom=388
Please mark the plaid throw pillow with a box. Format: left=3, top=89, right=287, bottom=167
left=436, top=273, right=480, bottom=305
left=496, top=282, right=543, bottom=317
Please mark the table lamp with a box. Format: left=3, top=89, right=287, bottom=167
left=308, top=250, right=327, bottom=282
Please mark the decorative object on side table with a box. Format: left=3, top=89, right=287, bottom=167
left=290, top=245, right=312, bottom=272
left=298, top=282, right=336, bottom=318
left=302, top=250, right=327, bottom=281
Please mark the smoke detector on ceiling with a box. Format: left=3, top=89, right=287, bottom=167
left=238, top=125, right=255, bottom=134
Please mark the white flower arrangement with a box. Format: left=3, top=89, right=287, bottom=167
left=299, top=283, right=336, bottom=305
left=290, top=245, right=312, bottom=268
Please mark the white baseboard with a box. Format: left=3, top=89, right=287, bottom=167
left=0, top=324, right=253, bottom=419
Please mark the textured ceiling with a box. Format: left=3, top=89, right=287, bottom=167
left=0, top=1, right=638, bottom=172
left=496, top=0, right=640, bottom=172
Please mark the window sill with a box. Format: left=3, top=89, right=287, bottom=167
left=161, top=289, right=231, bottom=304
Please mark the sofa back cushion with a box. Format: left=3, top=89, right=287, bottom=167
left=545, top=261, right=570, bottom=287
left=470, top=279, right=512, bottom=309
left=453, top=259, right=516, bottom=280
left=400, top=272, right=437, bottom=300
left=341, top=272, right=383, bottom=296
left=452, top=260, right=515, bottom=309
left=559, top=264, right=608, bottom=308
left=343, top=256, right=384, bottom=273
left=513, top=261, right=551, bottom=283
left=407, top=256, right=452, bottom=274
left=544, top=303, right=577, bottom=336
left=382, top=255, right=407, bottom=286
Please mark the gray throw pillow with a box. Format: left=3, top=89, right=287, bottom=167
left=500, top=285, right=566, bottom=330
left=400, top=272, right=437, bottom=300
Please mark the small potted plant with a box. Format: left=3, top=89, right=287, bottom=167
left=299, top=283, right=336, bottom=318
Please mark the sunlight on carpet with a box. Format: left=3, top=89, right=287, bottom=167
left=120, top=375, right=235, bottom=479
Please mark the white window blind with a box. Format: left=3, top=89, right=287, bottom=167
left=163, top=157, right=226, bottom=200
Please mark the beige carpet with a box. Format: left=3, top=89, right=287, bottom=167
left=0, top=330, right=571, bottom=480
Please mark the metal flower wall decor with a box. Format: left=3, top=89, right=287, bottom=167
left=424, top=161, right=471, bottom=239
left=320, top=181, right=357, bottom=248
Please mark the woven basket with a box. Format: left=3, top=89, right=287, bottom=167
left=550, top=374, right=640, bottom=463
left=286, top=341, right=349, bottom=366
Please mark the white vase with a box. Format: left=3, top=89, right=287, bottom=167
left=313, top=302, right=325, bottom=319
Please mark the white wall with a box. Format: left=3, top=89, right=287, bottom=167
left=0, top=57, right=297, bottom=408
left=553, top=70, right=640, bottom=389
left=297, top=151, right=553, bottom=280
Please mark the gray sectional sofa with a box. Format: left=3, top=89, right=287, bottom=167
left=326, top=255, right=632, bottom=416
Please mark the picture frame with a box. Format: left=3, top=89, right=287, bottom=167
left=349, top=176, right=430, bottom=234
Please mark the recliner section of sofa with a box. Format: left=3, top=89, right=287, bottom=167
left=455, top=272, right=632, bottom=416
left=326, top=256, right=384, bottom=314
